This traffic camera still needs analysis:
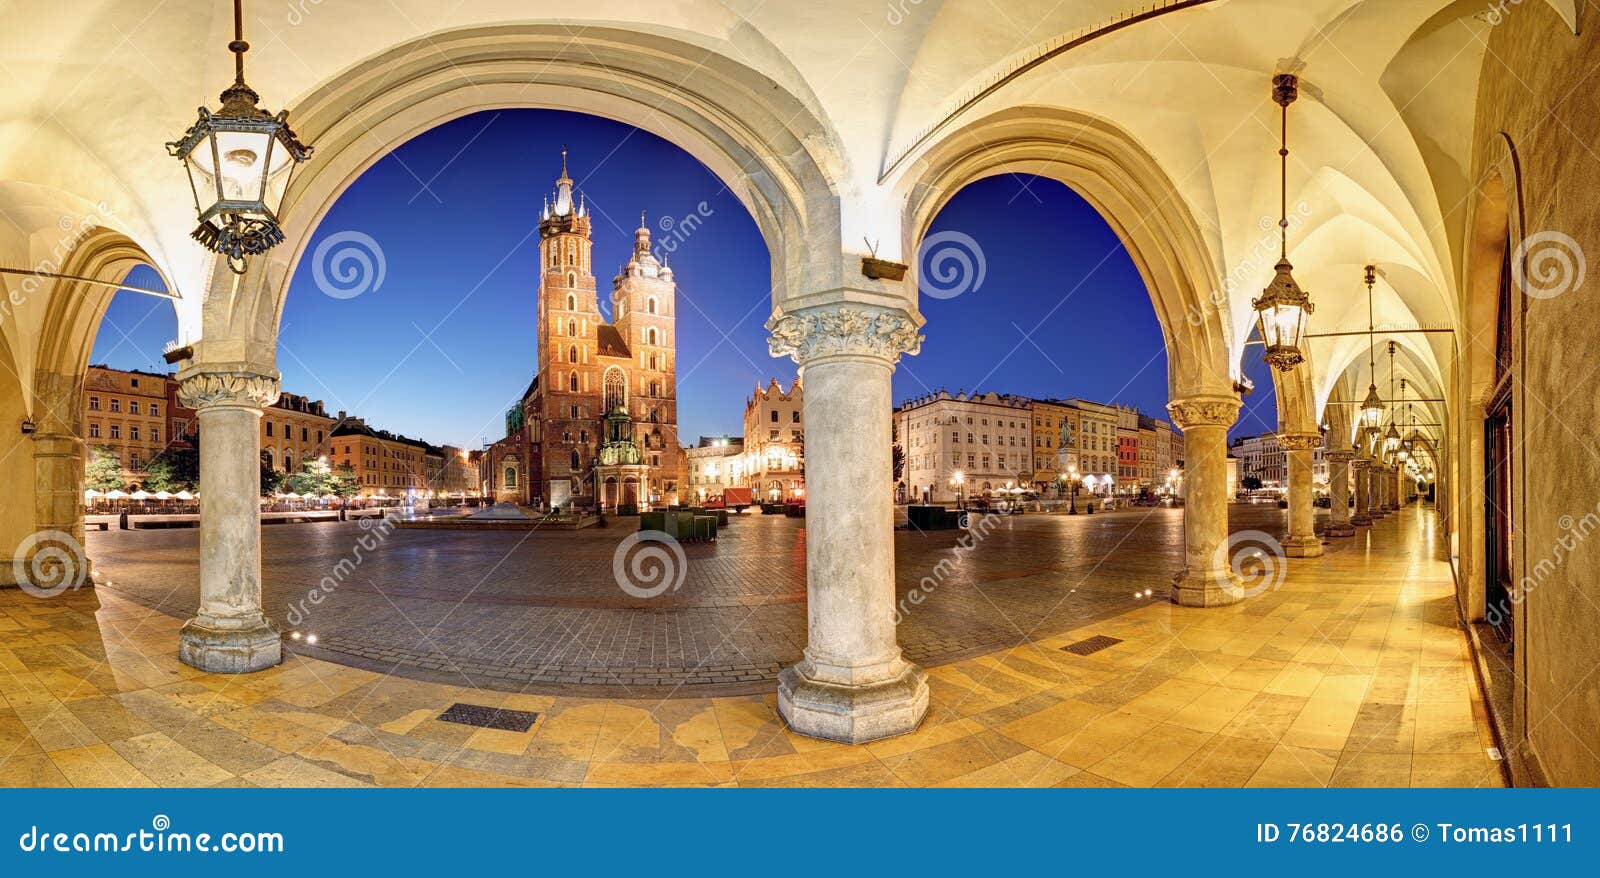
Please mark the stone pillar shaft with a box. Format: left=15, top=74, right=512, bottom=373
left=178, top=369, right=283, bottom=673
left=1325, top=452, right=1355, bottom=537
left=769, top=305, right=927, bottom=743
left=1351, top=461, right=1373, bottom=526
left=1167, top=396, right=1242, bottom=606
left=1281, top=434, right=1323, bottom=557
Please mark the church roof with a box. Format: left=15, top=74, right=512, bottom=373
left=596, top=324, right=631, bottom=358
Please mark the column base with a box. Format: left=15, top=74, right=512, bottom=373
left=1, top=558, right=94, bottom=592
left=778, top=660, right=929, bottom=744
left=179, top=614, right=282, bottom=674
left=1350, top=514, right=1373, bottom=526
left=1324, top=523, right=1356, bottom=537
left=1284, top=536, right=1324, bottom=557
left=1170, top=569, right=1246, bottom=607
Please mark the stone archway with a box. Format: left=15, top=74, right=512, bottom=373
left=165, top=25, right=873, bottom=699
left=900, top=106, right=1244, bottom=606
left=1, top=227, right=167, bottom=589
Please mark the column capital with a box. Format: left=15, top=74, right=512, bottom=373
left=1324, top=449, right=1355, bottom=463
left=177, top=369, right=280, bottom=411
left=1165, top=395, right=1240, bottom=429
left=1351, top=456, right=1372, bottom=470
left=1278, top=432, right=1323, bottom=452
left=767, top=304, right=923, bottom=366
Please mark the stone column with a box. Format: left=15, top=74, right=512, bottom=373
left=1351, top=458, right=1373, bottom=526
left=769, top=305, right=927, bottom=742
left=1280, top=433, right=1323, bottom=557
left=11, top=370, right=91, bottom=590
left=1324, top=450, right=1355, bottom=537
left=1373, top=466, right=1390, bottom=517
left=1166, top=396, right=1244, bottom=606
left=177, top=368, right=282, bottom=673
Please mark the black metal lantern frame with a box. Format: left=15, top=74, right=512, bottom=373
left=166, top=0, right=312, bottom=274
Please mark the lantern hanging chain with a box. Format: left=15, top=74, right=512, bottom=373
left=230, top=0, right=247, bottom=88
left=1279, top=97, right=1289, bottom=260
left=1388, top=340, right=1397, bottom=430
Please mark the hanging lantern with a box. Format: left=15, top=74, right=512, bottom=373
left=1255, top=73, right=1312, bottom=372
left=167, top=0, right=312, bottom=274
left=1384, top=423, right=1401, bottom=453
left=1360, top=383, right=1384, bottom=428
left=1255, top=259, right=1313, bottom=371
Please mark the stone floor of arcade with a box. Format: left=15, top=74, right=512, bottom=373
left=0, top=505, right=1501, bottom=788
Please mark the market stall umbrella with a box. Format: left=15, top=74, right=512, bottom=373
left=84, top=488, right=103, bottom=499
left=105, top=489, right=128, bottom=500
left=130, top=490, right=152, bottom=500
left=175, top=490, right=196, bottom=501
left=154, top=491, right=174, bottom=500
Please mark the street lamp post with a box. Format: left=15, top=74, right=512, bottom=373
left=1066, top=466, right=1080, bottom=514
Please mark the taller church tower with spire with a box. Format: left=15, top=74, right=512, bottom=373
left=482, top=152, right=680, bottom=511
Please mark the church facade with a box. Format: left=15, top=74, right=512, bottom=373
left=481, top=154, right=680, bottom=511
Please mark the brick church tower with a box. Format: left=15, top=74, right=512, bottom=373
left=483, top=152, right=680, bottom=510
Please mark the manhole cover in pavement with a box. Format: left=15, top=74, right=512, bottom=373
left=1060, top=634, right=1123, bottom=656
left=437, top=703, right=540, bottom=732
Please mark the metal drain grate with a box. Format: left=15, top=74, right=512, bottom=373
left=1060, top=635, right=1123, bottom=656
left=437, top=703, right=540, bottom=732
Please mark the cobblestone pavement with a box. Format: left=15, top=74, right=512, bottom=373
left=0, top=505, right=1506, bottom=787
left=86, top=505, right=1312, bottom=694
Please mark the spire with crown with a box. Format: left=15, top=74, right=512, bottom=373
left=552, top=148, right=574, bottom=217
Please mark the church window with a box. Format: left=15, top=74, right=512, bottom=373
left=567, top=294, right=576, bottom=311
left=504, top=466, right=517, bottom=488
left=568, top=319, right=576, bottom=336
left=569, top=373, right=579, bottom=392
left=604, top=368, right=627, bottom=412
left=571, top=450, right=581, bottom=470
left=647, top=296, right=657, bottom=314
left=648, top=354, right=656, bottom=370
left=646, top=327, right=658, bottom=345
left=568, top=345, right=578, bottom=364
left=567, top=271, right=576, bottom=288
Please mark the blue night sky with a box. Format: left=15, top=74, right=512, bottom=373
left=92, top=109, right=1279, bottom=445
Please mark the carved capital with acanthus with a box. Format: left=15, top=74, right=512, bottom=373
left=177, top=370, right=281, bottom=411
left=1324, top=449, right=1355, bottom=464
left=1165, top=395, right=1240, bottom=429
left=767, top=304, right=923, bottom=366
left=1278, top=433, right=1324, bottom=452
